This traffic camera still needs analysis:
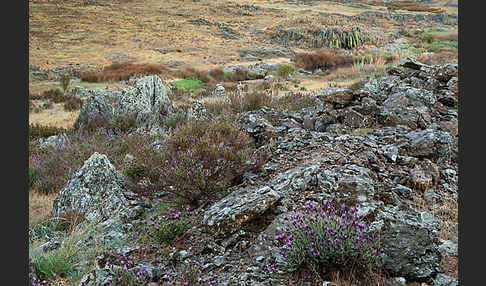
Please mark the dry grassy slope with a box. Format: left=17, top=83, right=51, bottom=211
left=29, top=0, right=415, bottom=71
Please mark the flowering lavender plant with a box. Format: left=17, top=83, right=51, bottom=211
left=264, top=200, right=380, bottom=278
left=100, top=256, right=152, bottom=286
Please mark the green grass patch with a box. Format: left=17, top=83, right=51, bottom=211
left=172, top=78, right=204, bottom=92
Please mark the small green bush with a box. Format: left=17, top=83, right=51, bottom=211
left=60, top=74, right=71, bottom=94
left=145, top=207, right=194, bottom=245
left=278, top=64, right=295, bottom=79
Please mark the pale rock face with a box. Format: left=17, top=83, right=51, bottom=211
left=52, top=152, right=132, bottom=223
left=114, top=75, right=174, bottom=130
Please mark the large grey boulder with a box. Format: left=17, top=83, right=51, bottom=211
left=52, top=152, right=133, bottom=223
left=114, top=75, right=173, bottom=131
left=202, top=185, right=281, bottom=236
left=375, top=206, right=442, bottom=281
left=73, top=94, right=113, bottom=131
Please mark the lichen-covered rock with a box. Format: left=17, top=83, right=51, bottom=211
left=73, top=94, right=113, bottom=130
left=113, top=75, right=173, bottom=131
left=211, top=84, right=227, bottom=98
left=375, top=206, right=442, bottom=281
left=186, top=100, right=210, bottom=120
left=406, top=129, right=455, bottom=159
left=202, top=185, right=281, bottom=236
left=336, top=175, right=375, bottom=202
left=240, top=110, right=284, bottom=146
left=39, top=132, right=70, bottom=149
left=432, top=274, right=458, bottom=286
left=52, top=152, right=132, bottom=223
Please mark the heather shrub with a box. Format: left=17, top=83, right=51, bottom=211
left=125, top=120, right=253, bottom=204
left=80, top=62, right=166, bottom=83
left=112, top=113, right=138, bottom=134
left=29, top=130, right=152, bottom=195
left=99, top=255, right=152, bottom=286
left=39, top=88, right=66, bottom=103
left=293, top=51, right=354, bottom=71
left=263, top=200, right=380, bottom=281
left=229, top=91, right=274, bottom=113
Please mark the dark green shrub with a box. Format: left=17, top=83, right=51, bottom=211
left=112, top=113, right=138, bottom=134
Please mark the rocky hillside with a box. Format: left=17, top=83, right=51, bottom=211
left=29, top=58, right=458, bottom=286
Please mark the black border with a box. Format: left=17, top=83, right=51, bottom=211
left=10, top=0, right=29, bottom=285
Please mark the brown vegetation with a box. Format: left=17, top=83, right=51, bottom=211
left=293, top=50, right=355, bottom=71
left=80, top=62, right=170, bottom=83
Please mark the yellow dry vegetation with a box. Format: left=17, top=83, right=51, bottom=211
left=29, top=102, right=80, bottom=129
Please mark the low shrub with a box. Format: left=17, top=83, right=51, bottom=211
left=29, top=124, right=69, bottom=141
left=349, top=79, right=366, bottom=91
left=80, top=62, right=167, bottom=83
left=229, top=91, right=274, bottom=113
left=125, top=120, right=253, bottom=205
left=293, top=51, right=354, bottom=71
left=60, top=74, right=71, bottom=94
left=112, top=113, right=138, bottom=134
left=101, top=255, right=152, bottom=285
left=63, top=96, right=83, bottom=111
left=273, top=92, right=317, bottom=111
left=278, top=64, right=295, bottom=79
left=263, top=200, right=380, bottom=282
left=145, top=206, right=195, bottom=245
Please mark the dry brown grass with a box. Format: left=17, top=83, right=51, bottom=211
left=415, top=51, right=458, bottom=65
left=434, top=32, right=458, bottom=41
left=29, top=191, right=57, bottom=227
left=29, top=102, right=80, bottom=129
left=411, top=188, right=458, bottom=279
left=368, top=0, right=443, bottom=13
